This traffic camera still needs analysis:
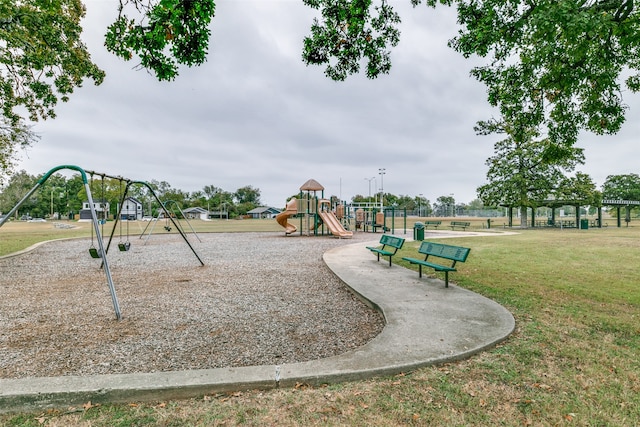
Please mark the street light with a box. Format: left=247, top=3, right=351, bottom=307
left=364, top=177, right=375, bottom=198
left=378, top=168, right=385, bottom=208
left=450, top=193, right=455, bottom=217
left=419, top=193, right=423, bottom=217
left=50, top=187, right=63, bottom=218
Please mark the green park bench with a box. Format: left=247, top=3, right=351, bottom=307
left=424, top=220, right=441, bottom=229
left=402, top=241, right=471, bottom=287
left=449, top=221, right=471, bottom=230
left=366, top=234, right=405, bottom=267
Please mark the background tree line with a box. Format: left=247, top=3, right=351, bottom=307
left=0, top=171, right=261, bottom=219
left=2, top=169, right=640, bottom=220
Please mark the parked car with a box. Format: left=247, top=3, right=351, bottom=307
left=27, top=218, right=46, bottom=222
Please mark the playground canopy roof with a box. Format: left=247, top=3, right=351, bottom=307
left=300, top=179, right=324, bottom=192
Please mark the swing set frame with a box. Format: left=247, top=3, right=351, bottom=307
left=138, top=199, right=202, bottom=245
left=0, top=165, right=205, bottom=320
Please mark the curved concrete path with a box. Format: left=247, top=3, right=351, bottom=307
left=0, top=239, right=515, bottom=414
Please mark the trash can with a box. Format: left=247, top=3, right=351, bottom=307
left=580, top=219, right=589, bottom=230
left=413, top=221, right=425, bottom=241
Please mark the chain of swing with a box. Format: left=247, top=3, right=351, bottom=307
left=88, top=173, right=132, bottom=258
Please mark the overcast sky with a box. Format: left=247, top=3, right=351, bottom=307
left=13, top=0, right=640, bottom=208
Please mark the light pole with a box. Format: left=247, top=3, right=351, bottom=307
left=50, top=187, right=63, bottom=218
left=419, top=193, right=423, bottom=217
left=365, top=177, right=375, bottom=199
left=450, top=193, right=455, bottom=217
left=378, top=168, right=385, bottom=208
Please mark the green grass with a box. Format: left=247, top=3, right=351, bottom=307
left=0, top=218, right=284, bottom=257
left=2, top=223, right=640, bottom=425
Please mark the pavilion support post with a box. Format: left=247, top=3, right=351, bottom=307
left=598, top=207, right=603, bottom=228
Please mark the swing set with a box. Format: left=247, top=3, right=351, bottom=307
left=86, top=173, right=135, bottom=257
left=0, top=165, right=205, bottom=320
left=138, top=199, right=202, bottom=245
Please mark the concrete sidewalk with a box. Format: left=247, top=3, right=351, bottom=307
left=0, top=239, right=515, bottom=414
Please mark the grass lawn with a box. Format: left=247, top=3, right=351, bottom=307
left=1, top=220, right=639, bottom=425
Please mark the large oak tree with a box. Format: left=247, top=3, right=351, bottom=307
left=476, top=122, right=587, bottom=227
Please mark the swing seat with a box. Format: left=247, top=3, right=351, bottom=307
left=118, top=242, right=131, bottom=252
left=89, top=248, right=102, bottom=258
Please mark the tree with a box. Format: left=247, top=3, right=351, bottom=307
left=476, top=123, right=585, bottom=227
left=105, top=0, right=216, bottom=81
left=415, top=194, right=432, bottom=216
left=422, top=0, right=640, bottom=153
left=467, top=198, right=484, bottom=210
left=65, top=174, right=85, bottom=215
left=233, top=185, right=261, bottom=215
left=0, top=0, right=214, bottom=176
left=304, top=0, right=640, bottom=154
left=434, top=195, right=455, bottom=217
left=555, top=172, right=601, bottom=206
left=0, top=170, right=35, bottom=217
left=40, top=172, right=69, bottom=218
left=234, top=185, right=261, bottom=205
left=202, top=185, right=223, bottom=200
left=601, top=173, right=640, bottom=201
left=0, top=0, right=104, bottom=179
left=302, top=0, right=401, bottom=80
left=0, top=120, right=39, bottom=185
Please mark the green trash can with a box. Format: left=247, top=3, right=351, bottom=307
left=580, top=219, right=589, bottom=230
left=413, top=221, right=425, bottom=241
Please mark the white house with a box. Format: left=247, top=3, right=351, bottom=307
left=182, top=207, right=209, bottom=220
left=120, top=197, right=143, bottom=220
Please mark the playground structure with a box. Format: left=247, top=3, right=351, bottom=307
left=275, top=179, right=353, bottom=238
left=0, top=165, right=204, bottom=320
left=275, top=179, right=411, bottom=237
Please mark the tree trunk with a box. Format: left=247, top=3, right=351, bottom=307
left=519, top=206, right=529, bottom=228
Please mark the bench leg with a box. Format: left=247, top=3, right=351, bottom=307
left=418, top=264, right=422, bottom=278
left=376, top=252, right=380, bottom=262
left=388, top=256, right=392, bottom=267
left=444, top=271, right=449, bottom=288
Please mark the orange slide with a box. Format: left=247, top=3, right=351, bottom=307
left=276, top=198, right=298, bottom=234
left=318, top=211, right=353, bottom=238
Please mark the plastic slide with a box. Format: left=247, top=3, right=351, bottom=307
left=276, top=199, right=298, bottom=234
left=318, top=211, right=353, bottom=238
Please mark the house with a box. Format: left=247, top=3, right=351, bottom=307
left=120, top=197, right=143, bottom=220
left=182, top=206, right=209, bottom=220
left=247, top=206, right=282, bottom=219
left=79, top=200, right=110, bottom=221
